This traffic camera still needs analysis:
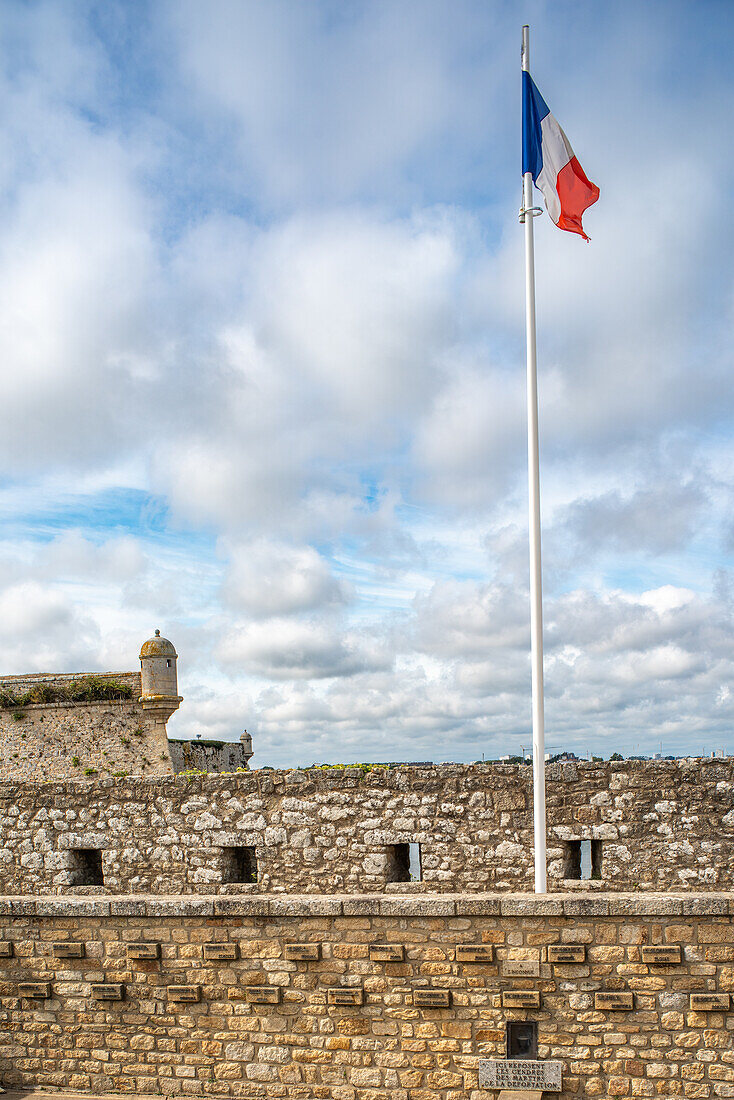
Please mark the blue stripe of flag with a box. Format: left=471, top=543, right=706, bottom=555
left=522, top=71, right=550, bottom=181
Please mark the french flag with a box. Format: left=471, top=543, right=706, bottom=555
left=523, top=72, right=599, bottom=241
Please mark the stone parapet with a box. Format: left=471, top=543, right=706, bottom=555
left=2, top=758, right=734, bottom=892
left=0, top=891, right=733, bottom=916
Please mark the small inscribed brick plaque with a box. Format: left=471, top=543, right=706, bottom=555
left=90, top=984, right=124, bottom=1001
left=501, top=990, right=541, bottom=1009
left=503, top=959, right=540, bottom=977
left=369, top=944, right=404, bottom=963
left=285, top=943, right=321, bottom=962
left=689, top=993, right=730, bottom=1011
left=548, top=945, right=586, bottom=964
left=595, top=992, right=634, bottom=1011
left=127, top=943, right=160, bottom=960
left=245, top=986, right=282, bottom=1005
left=19, top=983, right=51, bottom=998
left=641, top=946, right=682, bottom=965
left=203, top=943, right=239, bottom=961
left=413, top=989, right=451, bottom=1008
left=167, top=985, right=201, bottom=1003
left=456, top=945, right=494, bottom=963
left=327, top=988, right=363, bottom=1006
left=53, top=943, right=85, bottom=958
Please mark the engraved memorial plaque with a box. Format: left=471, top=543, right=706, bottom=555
left=167, top=985, right=201, bottom=1003
left=127, top=943, right=160, bottom=960
left=456, top=945, right=494, bottom=963
left=285, top=943, right=321, bottom=962
left=18, top=982, right=51, bottom=998
left=203, top=943, right=239, bottom=961
left=548, top=945, right=586, bottom=964
left=595, top=992, right=634, bottom=1010
left=0, top=942, right=14, bottom=958
left=413, top=988, right=451, bottom=1008
left=53, top=942, right=85, bottom=958
left=690, top=993, right=731, bottom=1011
left=90, top=983, right=124, bottom=1000
left=327, top=987, right=364, bottom=1006
left=369, top=944, right=404, bottom=963
left=479, top=1059, right=562, bottom=1092
left=641, top=946, right=681, bottom=965
left=503, top=959, right=540, bottom=978
left=245, top=986, right=282, bottom=1004
left=501, top=990, right=541, bottom=1009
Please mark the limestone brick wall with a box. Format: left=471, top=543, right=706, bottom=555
left=0, top=672, right=173, bottom=781
left=0, top=892, right=733, bottom=1099
left=0, top=759, right=733, bottom=893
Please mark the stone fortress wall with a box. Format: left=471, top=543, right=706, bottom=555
left=0, top=631, right=187, bottom=783
left=0, top=671, right=174, bottom=781
left=1, top=758, right=733, bottom=895
left=3, top=633, right=734, bottom=1098
left=0, top=892, right=733, bottom=1099
left=169, top=738, right=253, bottom=776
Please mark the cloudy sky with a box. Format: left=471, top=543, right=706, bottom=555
left=1, top=0, right=733, bottom=766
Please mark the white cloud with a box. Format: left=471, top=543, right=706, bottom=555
left=0, top=581, right=100, bottom=672
left=221, top=540, right=351, bottom=617
left=0, top=1, right=734, bottom=767
left=155, top=208, right=462, bottom=537
left=217, top=618, right=391, bottom=681
left=564, top=483, right=707, bottom=555
left=164, top=0, right=506, bottom=208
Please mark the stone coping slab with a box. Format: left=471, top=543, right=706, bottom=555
left=1, top=892, right=733, bottom=918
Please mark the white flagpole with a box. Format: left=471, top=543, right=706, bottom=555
left=521, top=24, right=547, bottom=893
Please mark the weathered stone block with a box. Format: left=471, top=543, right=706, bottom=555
left=501, top=896, right=563, bottom=916
left=213, top=897, right=270, bottom=917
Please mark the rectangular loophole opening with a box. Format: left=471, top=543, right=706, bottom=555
left=385, top=842, right=422, bottom=882
left=69, top=849, right=104, bottom=887
left=222, top=846, right=258, bottom=884
left=507, top=1020, right=538, bottom=1060
left=564, top=839, right=602, bottom=880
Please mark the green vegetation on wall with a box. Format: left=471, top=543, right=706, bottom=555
left=0, top=676, right=134, bottom=710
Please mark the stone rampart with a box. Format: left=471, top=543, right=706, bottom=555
left=0, top=672, right=173, bottom=781
left=0, top=758, right=733, bottom=893
left=0, top=891, right=732, bottom=1098
left=169, top=739, right=251, bottom=774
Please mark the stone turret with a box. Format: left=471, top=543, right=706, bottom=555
left=139, top=629, right=183, bottom=726
left=240, top=730, right=254, bottom=766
